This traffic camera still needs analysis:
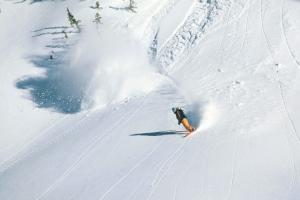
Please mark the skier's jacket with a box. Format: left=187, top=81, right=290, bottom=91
left=174, top=108, right=186, bottom=125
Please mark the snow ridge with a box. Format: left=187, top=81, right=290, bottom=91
left=157, top=0, right=228, bottom=71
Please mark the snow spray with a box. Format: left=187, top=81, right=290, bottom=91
left=69, top=25, right=161, bottom=110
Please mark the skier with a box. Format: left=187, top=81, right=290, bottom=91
left=172, top=107, right=195, bottom=135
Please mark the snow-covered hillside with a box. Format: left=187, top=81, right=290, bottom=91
left=1, top=0, right=300, bottom=199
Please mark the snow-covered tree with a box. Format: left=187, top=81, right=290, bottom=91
left=93, top=12, right=102, bottom=25
left=128, top=0, right=137, bottom=13
left=90, top=1, right=103, bottom=28
left=109, top=0, right=137, bottom=13
left=90, top=1, right=103, bottom=10
left=67, top=8, right=81, bottom=31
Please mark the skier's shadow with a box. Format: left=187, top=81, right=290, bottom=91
left=16, top=52, right=87, bottom=113
left=130, top=130, right=186, bottom=137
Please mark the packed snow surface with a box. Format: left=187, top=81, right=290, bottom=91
left=1, top=0, right=300, bottom=199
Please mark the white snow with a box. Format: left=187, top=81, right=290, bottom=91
left=1, top=0, right=300, bottom=199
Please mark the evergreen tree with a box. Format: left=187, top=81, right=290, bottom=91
left=67, top=8, right=81, bottom=31
left=90, top=1, right=103, bottom=10
left=95, top=1, right=101, bottom=9
left=90, top=1, right=103, bottom=28
left=93, top=12, right=102, bottom=25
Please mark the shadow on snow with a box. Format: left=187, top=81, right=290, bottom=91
left=16, top=52, right=87, bottom=114
left=130, top=130, right=186, bottom=137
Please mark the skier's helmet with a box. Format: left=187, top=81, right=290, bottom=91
left=172, top=107, right=177, bottom=113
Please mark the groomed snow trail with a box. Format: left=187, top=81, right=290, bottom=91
left=1, top=0, right=300, bottom=200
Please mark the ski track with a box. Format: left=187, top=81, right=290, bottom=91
left=147, top=150, right=184, bottom=200
left=259, top=0, right=299, bottom=139
left=35, top=97, right=149, bottom=200
left=98, top=138, right=166, bottom=200
left=225, top=136, right=239, bottom=200
left=279, top=103, right=298, bottom=199
left=215, top=5, right=233, bottom=70
left=278, top=83, right=300, bottom=143
left=259, top=0, right=276, bottom=64
left=0, top=114, right=69, bottom=172
left=122, top=138, right=181, bottom=200
left=171, top=145, right=198, bottom=200
left=259, top=0, right=300, bottom=192
left=227, top=0, right=251, bottom=102
left=231, top=0, right=251, bottom=68
left=263, top=0, right=300, bottom=192
left=172, top=165, right=189, bottom=200
left=221, top=3, right=247, bottom=68
left=260, top=0, right=300, bottom=145
left=260, top=0, right=300, bottom=143
left=223, top=3, right=251, bottom=197
left=146, top=139, right=189, bottom=200
left=259, top=2, right=299, bottom=196
left=280, top=0, right=300, bottom=67
left=173, top=132, right=211, bottom=200
left=150, top=140, right=187, bottom=187
left=0, top=113, right=92, bottom=175
left=275, top=76, right=298, bottom=197
left=124, top=172, right=148, bottom=200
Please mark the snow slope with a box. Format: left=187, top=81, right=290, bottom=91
left=1, top=0, right=300, bottom=199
